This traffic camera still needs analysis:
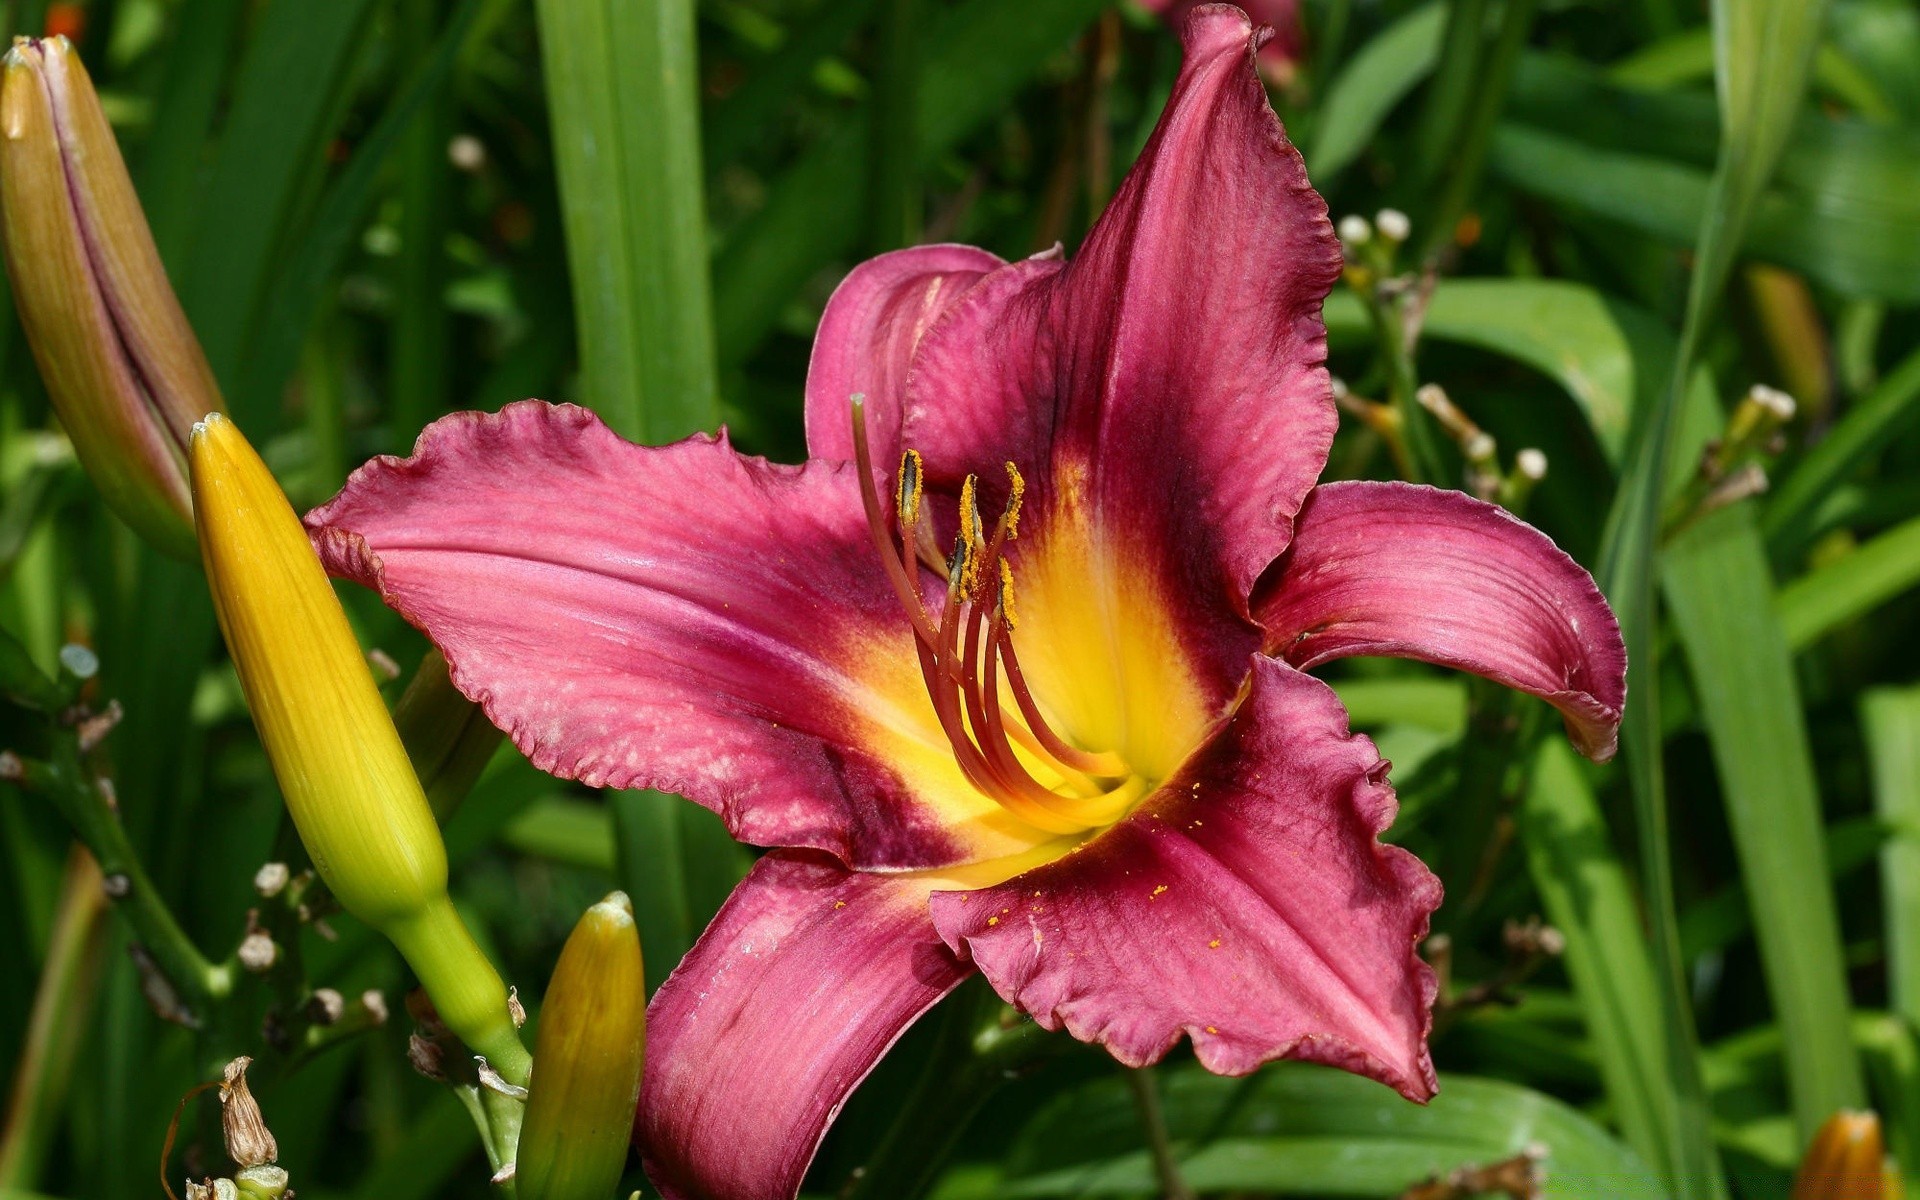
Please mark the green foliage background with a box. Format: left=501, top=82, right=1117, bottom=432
left=2, top=0, right=1919, bottom=1196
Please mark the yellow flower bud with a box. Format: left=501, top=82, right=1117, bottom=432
left=1793, top=1109, right=1891, bottom=1200
left=516, top=892, right=646, bottom=1200
left=190, top=413, right=528, bottom=1086
left=0, top=37, right=221, bottom=559
left=393, top=647, right=505, bottom=820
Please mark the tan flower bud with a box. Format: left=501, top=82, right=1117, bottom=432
left=0, top=37, right=221, bottom=559
left=1792, top=1109, right=1890, bottom=1200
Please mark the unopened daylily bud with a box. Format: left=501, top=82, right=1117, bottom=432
left=1792, top=1110, right=1891, bottom=1200
left=190, top=414, right=530, bottom=1087
left=0, top=37, right=221, bottom=559
left=516, top=893, right=646, bottom=1200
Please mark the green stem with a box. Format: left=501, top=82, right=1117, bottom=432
left=1419, top=0, right=1538, bottom=262
left=384, top=898, right=531, bottom=1088
left=1125, top=1066, right=1194, bottom=1200
left=1362, top=286, right=1444, bottom=484
left=11, top=744, right=227, bottom=1010
left=0, top=848, right=108, bottom=1190
left=1411, top=0, right=1489, bottom=187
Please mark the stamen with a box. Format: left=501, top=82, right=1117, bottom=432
left=845, top=406, right=1136, bottom=833
left=849, top=398, right=937, bottom=647
left=997, top=630, right=1131, bottom=778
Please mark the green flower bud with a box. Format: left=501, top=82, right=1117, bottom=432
left=516, top=893, right=647, bottom=1200
left=393, top=647, right=506, bottom=820
left=191, top=413, right=529, bottom=1086
left=0, top=37, right=222, bottom=559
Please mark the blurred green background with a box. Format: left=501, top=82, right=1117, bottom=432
left=2, top=0, right=1919, bottom=1196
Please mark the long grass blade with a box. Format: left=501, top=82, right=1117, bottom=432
left=535, top=0, right=720, bottom=442
left=1663, top=502, right=1866, bottom=1137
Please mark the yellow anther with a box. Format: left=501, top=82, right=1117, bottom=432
left=998, top=559, right=1018, bottom=629
left=895, top=448, right=924, bottom=528
left=1003, top=462, right=1025, bottom=537
left=957, top=474, right=985, bottom=593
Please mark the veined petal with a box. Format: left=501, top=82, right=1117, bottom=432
left=307, top=401, right=1055, bottom=870
left=639, top=852, right=970, bottom=1200
left=930, top=657, right=1440, bottom=1101
left=902, top=4, right=1341, bottom=619
left=804, top=244, right=1004, bottom=465
left=1257, top=481, right=1627, bottom=761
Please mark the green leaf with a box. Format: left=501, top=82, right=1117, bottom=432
left=1307, top=2, right=1448, bottom=180
left=1662, top=501, right=1866, bottom=1136
left=537, top=0, right=721, bottom=442
left=994, top=1063, right=1665, bottom=1198
left=1518, top=738, right=1678, bottom=1185
left=1487, top=119, right=1920, bottom=304
left=1776, top=512, right=1920, bottom=649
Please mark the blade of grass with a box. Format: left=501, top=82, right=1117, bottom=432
left=1862, top=687, right=1920, bottom=1032
left=1765, top=344, right=1920, bottom=556
left=535, top=0, right=720, bottom=442
left=1776, top=512, right=1920, bottom=649
left=1517, top=738, right=1677, bottom=1183
left=1662, top=501, right=1865, bottom=1138
left=1592, top=0, right=1830, bottom=1181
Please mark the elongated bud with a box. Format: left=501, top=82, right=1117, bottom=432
left=1792, top=1110, right=1890, bottom=1200
left=516, top=893, right=646, bottom=1200
left=190, top=414, right=529, bottom=1086
left=0, top=37, right=221, bottom=559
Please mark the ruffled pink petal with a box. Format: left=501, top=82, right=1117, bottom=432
left=1141, top=0, right=1305, bottom=74
left=1257, top=481, right=1627, bottom=761
left=901, top=4, right=1341, bottom=619
left=640, top=851, right=970, bottom=1200
left=306, top=400, right=1049, bottom=870
left=929, top=657, right=1440, bottom=1101
left=804, top=244, right=1005, bottom=465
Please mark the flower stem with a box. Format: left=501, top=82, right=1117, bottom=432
left=1125, top=1065, right=1194, bottom=1200
left=6, top=740, right=228, bottom=1012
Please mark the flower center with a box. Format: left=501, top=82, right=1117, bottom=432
left=851, top=398, right=1143, bottom=836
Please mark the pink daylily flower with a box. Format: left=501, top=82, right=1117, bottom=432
left=305, top=8, right=1623, bottom=1200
